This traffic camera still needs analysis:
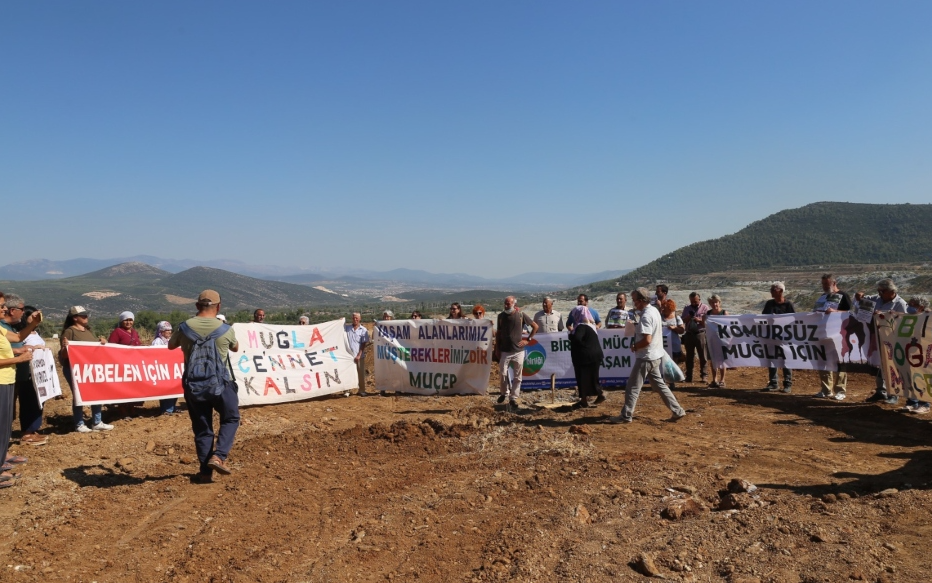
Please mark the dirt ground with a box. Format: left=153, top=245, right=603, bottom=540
left=2, top=345, right=930, bottom=583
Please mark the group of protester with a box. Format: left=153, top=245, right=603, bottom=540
left=343, top=276, right=930, bottom=424
left=1, top=275, right=929, bottom=488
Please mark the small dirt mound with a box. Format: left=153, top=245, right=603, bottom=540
left=365, top=418, right=479, bottom=443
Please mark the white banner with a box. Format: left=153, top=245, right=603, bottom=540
left=521, top=327, right=647, bottom=389
left=30, top=348, right=62, bottom=408
left=706, top=312, right=880, bottom=370
left=373, top=319, right=494, bottom=395
left=230, top=320, right=358, bottom=406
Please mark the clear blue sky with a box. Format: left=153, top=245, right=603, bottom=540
left=2, top=2, right=930, bottom=278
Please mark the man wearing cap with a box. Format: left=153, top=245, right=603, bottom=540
left=169, top=290, right=240, bottom=483
left=1, top=294, right=47, bottom=446
left=607, top=288, right=686, bottom=424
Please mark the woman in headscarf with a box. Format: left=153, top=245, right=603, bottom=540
left=567, top=305, right=605, bottom=409
left=108, top=311, right=141, bottom=417
left=0, top=293, right=43, bottom=487
left=60, top=306, right=112, bottom=433
left=108, top=311, right=141, bottom=346
left=151, top=321, right=178, bottom=415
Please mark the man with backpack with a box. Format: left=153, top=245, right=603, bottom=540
left=169, top=290, right=240, bottom=484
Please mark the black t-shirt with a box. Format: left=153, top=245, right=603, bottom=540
left=763, top=300, right=795, bottom=315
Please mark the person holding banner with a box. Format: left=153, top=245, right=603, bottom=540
left=169, top=290, right=240, bottom=482
left=13, top=306, right=48, bottom=446
left=1, top=296, right=48, bottom=446
left=607, top=288, right=686, bottom=424
left=151, top=321, right=178, bottom=415
left=447, top=303, right=466, bottom=320
left=703, top=296, right=728, bottom=388
left=60, top=306, right=113, bottom=433
left=345, top=312, right=371, bottom=397
left=495, top=296, right=538, bottom=408
left=864, top=279, right=908, bottom=405
left=109, top=312, right=143, bottom=417
left=761, top=282, right=795, bottom=393
left=813, top=274, right=851, bottom=401
left=0, top=294, right=43, bottom=486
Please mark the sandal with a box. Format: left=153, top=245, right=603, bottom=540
left=0, top=463, right=13, bottom=472
left=5, top=455, right=27, bottom=465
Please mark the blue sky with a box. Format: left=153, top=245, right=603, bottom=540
left=2, top=2, right=930, bottom=278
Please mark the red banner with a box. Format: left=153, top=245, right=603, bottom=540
left=67, top=342, right=185, bottom=405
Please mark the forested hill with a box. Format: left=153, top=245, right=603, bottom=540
left=598, top=202, right=932, bottom=290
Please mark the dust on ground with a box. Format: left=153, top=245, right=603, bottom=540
left=1, top=354, right=928, bottom=583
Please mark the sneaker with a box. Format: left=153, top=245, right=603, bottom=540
left=605, top=415, right=632, bottom=424
left=75, top=424, right=92, bottom=433
left=761, top=385, right=778, bottom=392
left=496, top=395, right=506, bottom=404
left=508, top=400, right=519, bottom=409
left=897, top=404, right=916, bottom=413
left=813, top=392, right=829, bottom=398
left=91, top=422, right=114, bottom=431
left=915, top=403, right=931, bottom=414
left=833, top=393, right=847, bottom=401
left=207, top=456, right=232, bottom=475
left=780, top=387, right=792, bottom=394
left=570, top=400, right=591, bottom=410
left=865, top=392, right=887, bottom=403
left=708, top=381, right=719, bottom=389
left=667, top=412, right=687, bottom=422
left=20, top=434, right=48, bottom=446
left=884, top=395, right=900, bottom=405
left=593, top=394, right=606, bottom=405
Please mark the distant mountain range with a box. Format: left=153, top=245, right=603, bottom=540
left=588, top=201, right=932, bottom=292
left=1, top=262, right=350, bottom=318
left=0, top=256, right=628, bottom=289
left=0, top=260, right=631, bottom=318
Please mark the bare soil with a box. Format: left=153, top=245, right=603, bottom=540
left=2, top=348, right=930, bottom=583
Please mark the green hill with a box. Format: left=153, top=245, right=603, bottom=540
left=591, top=202, right=932, bottom=292
left=1, top=263, right=351, bottom=319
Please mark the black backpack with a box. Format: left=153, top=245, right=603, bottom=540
left=179, top=321, right=232, bottom=400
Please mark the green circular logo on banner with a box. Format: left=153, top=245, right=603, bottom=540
left=523, top=340, right=546, bottom=376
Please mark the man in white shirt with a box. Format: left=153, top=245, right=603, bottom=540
left=607, top=288, right=686, bottom=424
left=345, top=312, right=370, bottom=396
left=533, top=297, right=564, bottom=333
